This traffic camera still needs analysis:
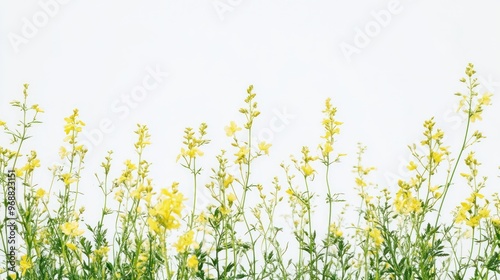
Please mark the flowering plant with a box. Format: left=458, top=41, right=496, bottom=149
left=1, top=64, right=499, bottom=279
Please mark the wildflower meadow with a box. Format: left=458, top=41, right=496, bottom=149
left=1, top=63, right=500, bottom=279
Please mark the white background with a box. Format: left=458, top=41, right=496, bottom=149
left=1, top=1, right=500, bottom=238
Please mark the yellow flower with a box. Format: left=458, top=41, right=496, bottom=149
left=225, top=121, right=241, bottom=137
left=66, top=242, right=77, bottom=251
left=478, top=207, right=490, bottom=219
left=329, top=223, right=343, bottom=237
left=407, top=161, right=417, bottom=171
left=258, top=141, right=272, bottom=155
left=478, top=92, right=493, bottom=106
left=134, top=124, right=151, bottom=150
left=223, top=174, right=235, bottom=188
left=286, top=188, right=294, bottom=196
left=0, top=120, right=6, bottom=126
left=174, top=230, right=195, bottom=253
left=35, top=188, right=46, bottom=199
left=63, top=109, right=85, bottom=135
left=301, top=163, right=315, bottom=177
left=178, top=147, right=204, bottom=160
left=147, top=217, right=160, bottom=234
left=470, top=111, right=482, bottom=122
left=394, top=189, right=422, bottom=215
left=369, top=227, right=384, bottom=247
left=430, top=151, right=442, bottom=164
left=320, top=142, right=333, bottom=157
left=149, top=185, right=185, bottom=230
left=227, top=193, right=237, bottom=205
left=466, top=216, right=481, bottom=228
left=59, top=146, right=69, bottom=159
left=114, top=189, right=124, bottom=203
left=187, top=254, right=199, bottom=270
left=94, top=246, right=110, bottom=257
left=61, top=173, right=77, bottom=185
left=60, top=221, right=84, bottom=237
left=355, top=177, right=367, bottom=187
left=20, top=255, right=32, bottom=276
left=234, top=146, right=249, bottom=164
left=8, top=273, right=16, bottom=279
left=31, top=104, right=44, bottom=113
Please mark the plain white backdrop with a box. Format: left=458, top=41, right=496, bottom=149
left=1, top=0, right=500, bottom=244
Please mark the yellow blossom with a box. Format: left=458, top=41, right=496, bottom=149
left=478, top=92, right=493, bottom=106
left=355, top=177, right=367, bottom=187
left=320, top=141, right=333, bottom=157
left=234, top=146, right=249, bottom=164
left=60, top=221, right=84, bottom=237
left=94, top=246, right=109, bottom=257
left=114, top=189, right=124, bottom=203
left=66, top=242, right=77, bottom=251
left=31, top=104, right=44, bottom=113
left=20, top=255, right=32, bottom=276
left=227, top=193, right=236, bottom=204
left=187, top=254, right=199, bottom=270
left=258, top=141, right=272, bottom=155
left=149, top=185, right=185, bottom=230
left=369, top=227, right=384, bottom=247
left=147, top=217, right=160, bottom=234
left=407, top=161, right=417, bottom=171
left=394, top=189, right=422, bottom=215
left=35, top=188, right=46, bottom=199
left=225, top=121, right=242, bottom=137
left=174, top=230, right=195, bottom=253
left=301, top=163, right=315, bottom=177
left=329, top=223, right=343, bottom=237
left=430, top=151, right=442, bottom=164
left=223, top=174, right=235, bottom=188
left=470, top=111, right=482, bottom=122
left=61, top=173, right=77, bottom=185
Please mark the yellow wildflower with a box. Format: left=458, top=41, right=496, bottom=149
left=61, top=173, right=77, bottom=185
left=20, top=255, right=32, bottom=276
left=234, top=146, right=249, bottom=164
left=66, top=242, right=77, bottom=251
left=60, top=221, right=84, bottom=237
left=174, top=230, right=195, bottom=253
left=430, top=151, right=442, bottom=164
left=407, top=161, right=417, bottom=171
left=258, top=141, right=272, bottom=155
left=478, top=92, right=493, bottom=106
left=223, top=174, right=234, bottom=188
left=329, top=223, right=343, bottom=238
left=187, top=254, right=199, bottom=270
left=320, top=141, right=333, bottom=157
left=394, top=189, right=422, bottom=215
left=225, top=121, right=241, bottom=137
left=147, top=217, right=160, bottom=234
left=301, top=163, right=315, bottom=177
left=94, top=246, right=110, bottom=257
left=227, top=193, right=237, bottom=205
left=149, top=185, right=185, bottom=230
left=35, top=188, right=46, bottom=199
left=369, top=227, right=384, bottom=247
left=355, top=177, right=367, bottom=187
left=31, top=104, right=44, bottom=113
